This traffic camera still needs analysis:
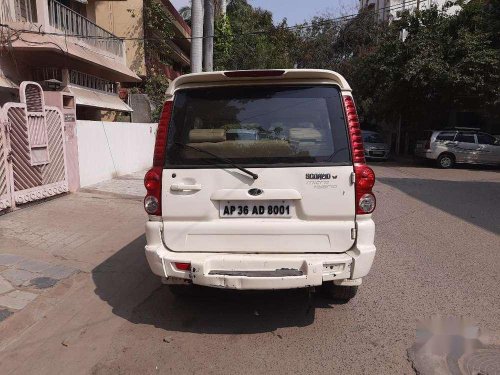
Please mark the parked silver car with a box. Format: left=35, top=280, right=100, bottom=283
left=362, top=131, right=390, bottom=161
left=415, top=129, right=500, bottom=168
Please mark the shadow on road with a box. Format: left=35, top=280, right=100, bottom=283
left=378, top=177, right=500, bottom=234
left=92, top=235, right=337, bottom=334
left=370, top=158, right=500, bottom=171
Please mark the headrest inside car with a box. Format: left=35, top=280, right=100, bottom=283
left=289, top=128, right=323, bottom=142
left=189, top=129, right=226, bottom=143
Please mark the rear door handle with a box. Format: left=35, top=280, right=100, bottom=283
left=170, top=183, right=202, bottom=191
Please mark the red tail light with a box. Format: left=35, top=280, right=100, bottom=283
left=424, top=140, right=430, bottom=150
left=173, top=262, right=191, bottom=271
left=343, top=95, right=366, bottom=165
left=224, top=70, right=285, bottom=78
left=343, top=95, right=376, bottom=215
left=144, top=167, right=162, bottom=215
left=153, top=101, right=173, bottom=167
left=355, top=165, right=376, bottom=214
left=144, top=101, right=173, bottom=216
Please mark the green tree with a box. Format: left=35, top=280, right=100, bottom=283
left=296, top=1, right=500, bottom=129
left=142, top=0, right=176, bottom=121
left=351, top=0, right=500, bottom=128
left=214, top=0, right=297, bottom=70
left=144, top=69, right=170, bottom=121
left=214, top=14, right=233, bottom=70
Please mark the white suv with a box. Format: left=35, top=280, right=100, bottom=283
left=144, top=69, right=376, bottom=302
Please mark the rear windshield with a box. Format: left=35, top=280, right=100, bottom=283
left=363, top=132, right=385, bottom=143
left=165, top=85, right=351, bottom=167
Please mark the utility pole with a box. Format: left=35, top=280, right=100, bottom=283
left=190, top=0, right=203, bottom=73
left=203, top=0, right=214, bottom=72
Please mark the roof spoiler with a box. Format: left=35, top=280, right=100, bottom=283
left=166, top=69, right=352, bottom=96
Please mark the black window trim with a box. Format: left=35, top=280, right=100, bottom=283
left=477, top=133, right=496, bottom=145
left=455, top=132, right=478, bottom=144
left=435, top=131, right=458, bottom=142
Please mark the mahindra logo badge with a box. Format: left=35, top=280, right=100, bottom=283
left=248, top=188, right=263, bottom=196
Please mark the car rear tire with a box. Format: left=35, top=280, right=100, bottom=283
left=437, top=153, right=455, bottom=169
left=321, top=282, right=358, bottom=302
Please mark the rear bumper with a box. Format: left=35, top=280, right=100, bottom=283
left=414, top=149, right=436, bottom=160
left=144, top=218, right=376, bottom=290
left=365, top=151, right=390, bottom=160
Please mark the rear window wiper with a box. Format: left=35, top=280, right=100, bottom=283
left=174, top=142, right=259, bottom=180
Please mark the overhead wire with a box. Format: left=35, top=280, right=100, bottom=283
left=0, top=0, right=420, bottom=44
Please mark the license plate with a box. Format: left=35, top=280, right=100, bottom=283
left=220, top=201, right=292, bottom=218
left=371, top=151, right=384, bottom=156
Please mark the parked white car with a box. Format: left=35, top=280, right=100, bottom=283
left=143, top=69, right=377, bottom=302
left=415, top=128, right=500, bottom=168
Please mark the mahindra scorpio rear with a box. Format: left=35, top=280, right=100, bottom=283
left=144, top=69, right=376, bottom=302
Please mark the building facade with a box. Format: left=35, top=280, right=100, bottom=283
left=0, top=0, right=142, bottom=120
left=93, top=0, right=191, bottom=82
left=91, top=0, right=191, bottom=121
left=360, top=0, right=450, bottom=21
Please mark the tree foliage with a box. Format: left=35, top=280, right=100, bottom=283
left=214, top=14, right=233, bottom=71
left=352, top=0, right=500, bottom=128
left=213, top=0, right=297, bottom=70
left=144, top=69, right=171, bottom=121
left=142, top=0, right=176, bottom=121
left=214, top=0, right=500, bottom=130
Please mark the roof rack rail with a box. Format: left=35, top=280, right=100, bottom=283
left=443, top=126, right=480, bottom=131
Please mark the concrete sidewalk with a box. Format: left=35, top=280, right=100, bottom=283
left=0, top=173, right=156, bottom=373
left=0, top=171, right=146, bottom=325
left=81, top=170, right=146, bottom=198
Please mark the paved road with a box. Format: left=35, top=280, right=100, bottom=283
left=0, top=162, right=499, bottom=374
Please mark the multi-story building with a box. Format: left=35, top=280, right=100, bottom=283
left=93, top=0, right=191, bottom=84
left=91, top=0, right=191, bottom=122
left=0, top=0, right=142, bottom=120
left=360, top=0, right=450, bottom=21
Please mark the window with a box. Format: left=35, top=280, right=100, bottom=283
left=436, top=132, right=456, bottom=141
left=166, top=85, right=351, bottom=166
left=476, top=133, right=496, bottom=145
left=455, top=133, right=476, bottom=144
left=62, top=95, right=75, bottom=109
left=363, top=132, right=385, bottom=144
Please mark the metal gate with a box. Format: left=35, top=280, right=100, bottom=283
left=0, top=116, right=12, bottom=211
left=0, top=82, right=68, bottom=213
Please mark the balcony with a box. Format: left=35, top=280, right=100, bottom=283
left=69, top=70, right=117, bottom=94
left=47, top=0, right=124, bottom=58
left=0, top=0, right=140, bottom=83
left=0, top=0, right=125, bottom=59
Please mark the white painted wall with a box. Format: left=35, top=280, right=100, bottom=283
left=77, top=120, right=158, bottom=187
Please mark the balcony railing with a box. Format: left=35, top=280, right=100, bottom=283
left=32, top=67, right=63, bottom=82
left=47, top=0, right=124, bottom=58
left=69, top=70, right=117, bottom=94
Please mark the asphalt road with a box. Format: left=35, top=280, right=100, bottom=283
left=0, top=162, right=499, bottom=374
